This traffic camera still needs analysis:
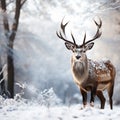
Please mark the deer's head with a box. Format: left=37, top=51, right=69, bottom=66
left=56, top=18, right=102, bottom=62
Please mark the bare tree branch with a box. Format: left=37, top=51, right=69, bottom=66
left=0, top=0, right=7, bottom=11
left=0, top=0, right=10, bottom=38
left=20, top=0, right=27, bottom=8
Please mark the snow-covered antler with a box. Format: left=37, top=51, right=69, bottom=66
left=56, top=18, right=77, bottom=46
left=81, top=18, right=102, bottom=47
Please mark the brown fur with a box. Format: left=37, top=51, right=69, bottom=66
left=56, top=18, right=116, bottom=109
left=71, top=56, right=116, bottom=109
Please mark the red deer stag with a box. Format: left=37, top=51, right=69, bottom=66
left=56, top=18, right=116, bottom=109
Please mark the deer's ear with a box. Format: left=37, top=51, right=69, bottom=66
left=65, top=42, right=75, bottom=51
left=85, top=42, right=94, bottom=51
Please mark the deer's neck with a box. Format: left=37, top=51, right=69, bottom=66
left=71, top=56, right=89, bottom=85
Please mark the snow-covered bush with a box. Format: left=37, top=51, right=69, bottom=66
left=34, top=88, right=62, bottom=107
left=0, top=89, right=61, bottom=114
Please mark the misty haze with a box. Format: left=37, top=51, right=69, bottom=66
left=0, top=0, right=120, bottom=119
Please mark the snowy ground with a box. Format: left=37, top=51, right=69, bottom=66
left=0, top=100, right=120, bottom=120
left=0, top=1, right=120, bottom=120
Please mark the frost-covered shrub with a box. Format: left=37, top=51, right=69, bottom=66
left=36, top=88, right=62, bottom=107
left=16, top=81, right=62, bottom=107
left=0, top=95, right=5, bottom=106
left=0, top=94, right=27, bottom=107
left=0, top=88, right=62, bottom=109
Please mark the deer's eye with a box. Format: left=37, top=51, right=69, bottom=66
left=82, top=50, right=86, bottom=53
left=72, top=49, right=76, bottom=53
left=72, top=49, right=75, bottom=52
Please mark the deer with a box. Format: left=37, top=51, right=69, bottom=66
left=56, top=18, right=116, bottom=109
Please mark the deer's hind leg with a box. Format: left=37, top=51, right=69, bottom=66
left=107, top=82, right=114, bottom=110
left=96, top=90, right=106, bottom=109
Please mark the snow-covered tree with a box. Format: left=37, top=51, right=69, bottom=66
left=0, top=0, right=27, bottom=98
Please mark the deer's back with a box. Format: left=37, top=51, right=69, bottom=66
left=89, top=59, right=116, bottom=90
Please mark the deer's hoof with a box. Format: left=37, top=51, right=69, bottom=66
left=90, top=102, right=94, bottom=107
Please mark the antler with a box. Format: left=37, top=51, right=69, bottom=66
left=56, top=18, right=77, bottom=46
left=82, top=18, right=102, bottom=47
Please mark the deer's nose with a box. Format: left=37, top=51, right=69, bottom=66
left=76, top=56, right=81, bottom=59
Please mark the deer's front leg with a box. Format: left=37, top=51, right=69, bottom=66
left=90, top=86, right=97, bottom=107
left=80, top=88, right=87, bottom=108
